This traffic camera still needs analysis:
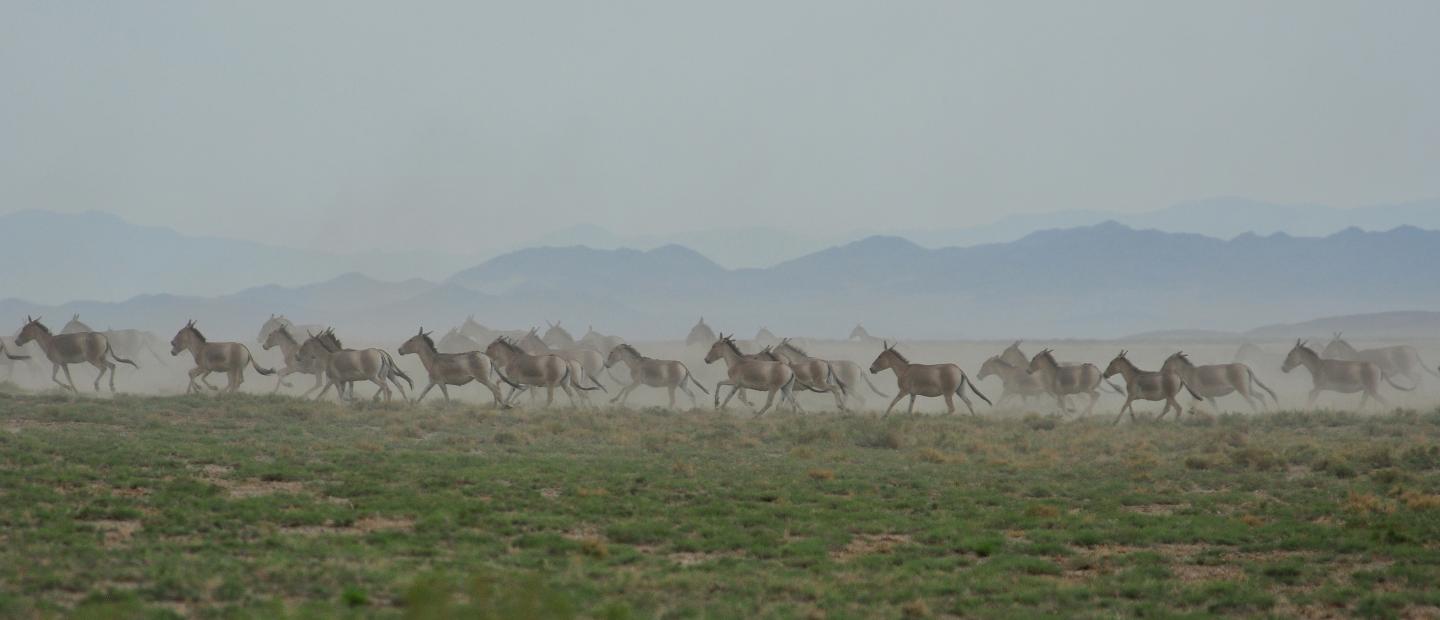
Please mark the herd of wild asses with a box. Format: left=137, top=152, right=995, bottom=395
left=3, top=313, right=1438, bottom=422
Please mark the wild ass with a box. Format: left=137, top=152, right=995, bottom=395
left=686, top=317, right=717, bottom=347
left=541, top=321, right=578, bottom=349
left=518, top=328, right=606, bottom=390
left=399, top=328, right=518, bottom=406
left=977, top=356, right=1047, bottom=407
left=1026, top=349, right=1108, bottom=415
left=438, top=328, right=485, bottom=354
left=256, top=314, right=327, bottom=347
left=704, top=334, right=801, bottom=416
left=774, top=339, right=887, bottom=405
left=261, top=325, right=327, bottom=397
left=169, top=321, right=272, bottom=394
left=485, top=337, right=592, bottom=408
left=296, top=329, right=411, bottom=402
left=604, top=343, right=709, bottom=408
left=1102, top=351, right=1203, bottom=424
left=848, top=324, right=881, bottom=344
left=764, top=339, right=849, bottom=411
left=578, top=325, right=624, bottom=354
left=1283, top=340, right=1412, bottom=410
left=1160, top=352, right=1277, bottom=412
left=1322, top=333, right=1436, bottom=388
left=869, top=342, right=990, bottom=416
left=62, top=315, right=167, bottom=366
left=16, top=316, right=139, bottom=394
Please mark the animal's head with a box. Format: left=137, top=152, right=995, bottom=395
left=1282, top=339, right=1313, bottom=373
left=978, top=356, right=1006, bottom=381
left=704, top=333, right=736, bottom=364
left=399, top=327, right=434, bottom=356
left=604, top=343, right=639, bottom=368
left=1000, top=340, right=1028, bottom=367
left=1027, top=349, right=1057, bottom=373
left=258, top=314, right=290, bottom=344
left=15, top=316, right=47, bottom=347
left=1102, top=350, right=1131, bottom=378
left=848, top=324, right=868, bottom=340
left=261, top=324, right=292, bottom=351
left=542, top=321, right=575, bottom=348
left=1161, top=351, right=1192, bottom=375
left=869, top=341, right=902, bottom=374
left=170, top=320, right=201, bottom=356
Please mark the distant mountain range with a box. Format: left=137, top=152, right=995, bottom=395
left=4, top=198, right=1439, bottom=305
left=4, top=221, right=1438, bottom=341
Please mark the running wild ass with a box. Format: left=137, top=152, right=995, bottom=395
left=869, top=342, right=991, bottom=416
left=1161, top=351, right=1277, bottom=412
left=170, top=321, right=272, bottom=394
left=1283, top=340, right=1412, bottom=410
left=1322, top=333, right=1436, bottom=388
left=604, top=343, right=709, bottom=408
left=704, top=334, right=800, bottom=416
left=16, top=317, right=138, bottom=393
left=399, top=328, right=517, bottom=406
left=1102, top=351, right=1202, bottom=424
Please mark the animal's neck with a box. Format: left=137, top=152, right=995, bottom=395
left=1112, top=361, right=1138, bottom=382
left=885, top=355, right=910, bottom=375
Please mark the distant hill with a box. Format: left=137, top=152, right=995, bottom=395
left=5, top=223, right=1439, bottom=341
left=898, top=197, right=1440, bottom=248
left=1246, top=311, right=1440, bottom=341
left=0, top=210, right=480, bottom=304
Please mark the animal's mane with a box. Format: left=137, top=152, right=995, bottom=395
left=492, top=338, right=525, bottom=355
left=778, top=340, right=808, bottom=356
left=418, top=331, right=437, bottom=352
left=885, top=347, right=909, bottom=364
left=612, top=343, right=642, bottom=358
left=985, top=355, right=1017, bottom=369
left=270, top=325, right=298, bottom=345
left=185, top=324, right=207, bottom=342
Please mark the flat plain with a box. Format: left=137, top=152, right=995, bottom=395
left=3, top=386, right=1440, bottom=619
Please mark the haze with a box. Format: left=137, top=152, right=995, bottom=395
left=4, top=1, right=1439, bottom=257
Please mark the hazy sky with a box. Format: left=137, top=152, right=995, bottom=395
left=4, top=1, right=1438, bottom=254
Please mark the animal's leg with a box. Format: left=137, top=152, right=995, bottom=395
left=1084, top=391, right=1099, bottom=416
left=718, top=382, right=742, bottom=410
left=1305, top=388, right=1320, bottom=412
left=272, top=368, right=290, bottom=393
left=956, top=390, right=977, bottom=415
left=89, top=361, right=107, bottom=391
left=1357, top=391, right=1370, bottom=411
left=943, top=392, right=956, bottom=415
left=437, top=383, right=451, bottom=403
left=882, top=392, right=906, bottom=417
left=59, top=364, right=82, bottom=394
left=666, top=386, right=676, bottom=409
left=755, top=388, right=778, bottom=416
left=199, top=372, right=219, bottom=391
left=906, top=394, right=917, bottom=415
left=680, top=383, right=699, bottom=408
left=415, top=382, right=435, bottom=403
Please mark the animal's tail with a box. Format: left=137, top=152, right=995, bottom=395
left=569, top=366, right=601, bottom=392
left=1, top=341, right=28, bottom=361
left=492, top=365, right=523, bottom=390
left=381, top=352, right=414, bottom=389
left=683, top=365, right=710, bottom=394
left=1105, top=379, right=1126, bottom=395
left=1247, top=368, right=1279, bottom=404
left=249, top=357, right=276, bottom=376
left=860, top=372, right=889, bottom=397
left=962, top=375, right=993, bottom=406
left=106, top=342, right=140, bottom=369
left=1182, top=381, right=1203, bottom=401
left=1384, top=372, right=1417, bottom=392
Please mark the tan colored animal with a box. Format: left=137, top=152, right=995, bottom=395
left=1322, top=333, right=1437, bottom=388
left=262, top=324, right=327, bottom=397
left=296, top=330, right=410, bottom=402
left=1026, top=349, right=1107, bottom=415
left=774, top=339, right=887, bottom=406
left=518, top=329, right=607, bottom=391
left=541, top=321, right=578, bottom=349
left=1102, top=351, right=1202, bottom=424
left=399, top=328, right=517, bottom=406
left=869, top=342, right=990, bottom=416
left=977, top=355, right=1046, bottom=407
left=256, top=314, right=327, bottom=347
left=704, top=334, right=801, bottom=416
left=1283, top=340, right=1412, bottom=410
left=604, top=343, right=708, bottom=408
left=169, top=320, right=272, bottom=394
left=15, top=316, right=138, bottom=394
left=1161, top=352, right=1277, bottom=412
left=485, top=337, right=590, bottom=408
left=763, top=339, right=848, bottom=411
left=62, top=315, right=168, bottom=366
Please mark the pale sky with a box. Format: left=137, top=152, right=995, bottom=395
left=3, top=1, right=1438, bottom=254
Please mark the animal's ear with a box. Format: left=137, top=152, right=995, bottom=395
left=418, top=327, right=425, bottom=335
left=72, top=314, right=79, bottom=321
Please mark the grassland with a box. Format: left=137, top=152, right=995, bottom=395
left=3, top=386, right=1440, bottom=619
